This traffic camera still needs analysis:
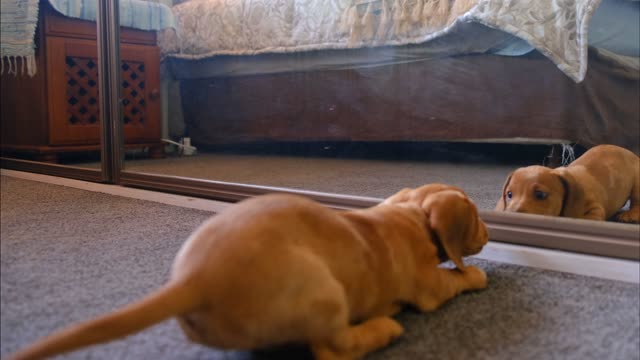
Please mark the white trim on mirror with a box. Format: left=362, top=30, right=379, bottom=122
left=475, top=242, right=639, bottom=284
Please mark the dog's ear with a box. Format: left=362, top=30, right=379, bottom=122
left=495, top=172, right=513, bottom=211
left=384, top=184, right=461, bottom=206
left=382, top=188, right=413, bottom=205
left=422, top=190, right=473, bottom=269
left=554, top=170, right=586, bottom=218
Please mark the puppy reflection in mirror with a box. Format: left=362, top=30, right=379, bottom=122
left=496, top=144, right=639, bottom=223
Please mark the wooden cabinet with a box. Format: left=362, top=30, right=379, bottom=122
left=1, top=2, right=163, bottom=162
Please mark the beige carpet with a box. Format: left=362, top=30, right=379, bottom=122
left=1, top=176, right=639, bottom=360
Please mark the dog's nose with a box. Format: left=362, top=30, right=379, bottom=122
left=505, top=201, right=524, bottom=213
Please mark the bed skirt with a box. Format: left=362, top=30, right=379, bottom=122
left=179, top=49, right=639, bottom=154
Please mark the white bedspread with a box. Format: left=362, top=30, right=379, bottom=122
left=159, top=0, right=602, bottom=82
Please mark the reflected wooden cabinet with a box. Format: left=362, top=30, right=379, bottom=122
left=1, top=3, right=163, bottom=163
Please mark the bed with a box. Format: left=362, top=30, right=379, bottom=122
left=162, top=0, right=639, bottom=153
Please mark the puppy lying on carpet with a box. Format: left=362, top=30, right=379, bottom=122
left=9, top=184, right=488, bottom=360
left=496, top=144, right=640, bottom=223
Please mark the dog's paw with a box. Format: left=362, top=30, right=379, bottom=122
left=615, top=209, right=640, bottom=224
left=385, top=319, right=405, bottom=341
left=464, top=266, right=488, bottom=290
left=368, top=317, right=405, bottom=343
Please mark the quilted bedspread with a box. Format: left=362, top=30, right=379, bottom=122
left=160, top=0, right=602, bottom=82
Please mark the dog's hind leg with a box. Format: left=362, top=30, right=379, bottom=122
left=310, top=317, right=404, bottom=360
left=304, top=271, right=404, bottom=359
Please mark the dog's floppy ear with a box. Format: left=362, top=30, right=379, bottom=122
left=382, top=188, right=413, bottom=205
left=384, top=184, right=460, bottom=206
left=554, top=170, right=586, bottom=218
left=495, top=172, right=513, bottom=211
left=422, top=190, right=473, bottom=269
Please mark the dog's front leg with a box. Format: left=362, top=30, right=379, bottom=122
left=616, top=205, right=640, bottom=223
left=413, top=266, right=487, bottom=312
left=371, top=303, right=403, bottom=318
left=581, top=205, right=606, bottom=221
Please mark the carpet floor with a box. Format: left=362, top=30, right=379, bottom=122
left=1, top=176, right=639, bottom=360
left=75, top=142, right=554, bottom=210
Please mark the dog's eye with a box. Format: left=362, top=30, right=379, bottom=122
left=534, top=190, right=548, bottom=200
left=506, top=191, right=513, bottom=200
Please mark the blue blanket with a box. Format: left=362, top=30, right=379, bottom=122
left=0, top=0, right=175, bottom=77
left=47, top=0, right=175, bottom=32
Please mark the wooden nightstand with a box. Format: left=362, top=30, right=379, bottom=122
left=1, top=1, right=163, bottom=163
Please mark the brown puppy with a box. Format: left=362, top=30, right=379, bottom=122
left=9, top=184, right=488, bottom=360
left=496, top=144, right=640, bottom=223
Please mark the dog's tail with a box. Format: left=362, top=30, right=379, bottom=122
left=9, top=279, right=200, bottom=360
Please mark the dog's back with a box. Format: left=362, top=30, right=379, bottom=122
left=568, top=144, right=639, bottom=220
left=571, top=145, right=638, bottom=169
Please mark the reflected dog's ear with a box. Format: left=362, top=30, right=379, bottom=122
left=554, top=170, right=586, bottom=218
left=495, top=172, right=513, bottom=211
left=422, top=190, right=475, bottom=269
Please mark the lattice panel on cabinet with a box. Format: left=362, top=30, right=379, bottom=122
left=121, top=61, right=146, bottom=126
left=65, top=57, right=99, bottom=125
left=64, top=57, right=147, bottom=127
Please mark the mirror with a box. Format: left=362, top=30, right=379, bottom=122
left=1, top=1, right=105, bottom=171
left=116, top=0, right=638, bottom=225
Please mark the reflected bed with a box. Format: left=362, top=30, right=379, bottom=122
left=163, top=0, right=639, bottom=153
